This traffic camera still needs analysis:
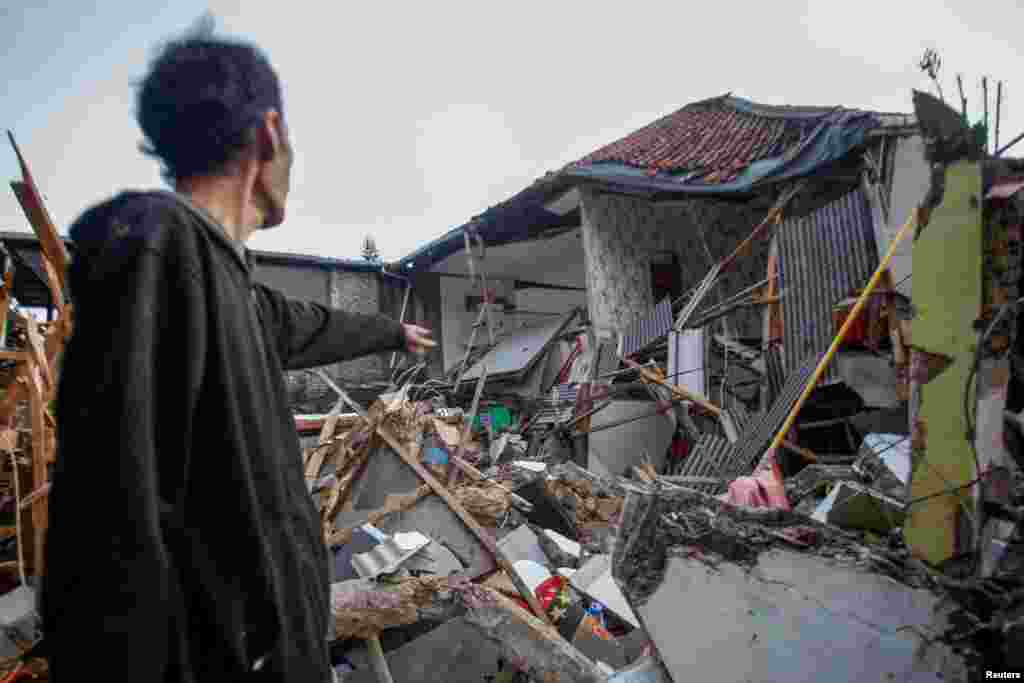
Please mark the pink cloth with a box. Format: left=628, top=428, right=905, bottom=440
left=720, top=448, right=791, bottom=510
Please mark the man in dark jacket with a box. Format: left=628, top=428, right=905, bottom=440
left=41, top=27, right=434, bottom=682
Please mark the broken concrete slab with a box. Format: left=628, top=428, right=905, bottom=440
left=637, top=549, right=967, bottom=683
left=496, top=525, right=548, bottom=567
left=373, top=495, right=497, bottom=580
left=0, top=585, right=38, bottom=660
left=537, top=527, right=582, bottom=568
left=515, top=478, right=578, bottom=540
left=811, top=480, right=906, bottom=533
left=343, top=617, right=504, bottom=683
left=569, top=555, right=640, bottom=629
left=834, top=351, right=902, bottom=408
left=350, top=445, right=423, bottom=511
left=587, top=401, right=674, bottom=477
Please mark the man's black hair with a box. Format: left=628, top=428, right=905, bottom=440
left=136, top=19, right=283, bottom=183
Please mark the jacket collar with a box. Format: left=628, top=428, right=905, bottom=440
left=151, top=190, right=253, bottom=277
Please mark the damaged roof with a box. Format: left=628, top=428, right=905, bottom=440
left=575, top=95, right=831, bottom=181
left=565, top=94, right=882, bottom=195
left=399, top=94, right=900, bottom=273
left=395, top=173, right=578, bottom=272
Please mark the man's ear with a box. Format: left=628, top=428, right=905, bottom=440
left=258, top=110, right=284, bottom=162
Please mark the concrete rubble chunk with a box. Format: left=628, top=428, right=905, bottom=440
left=811, top=480, right=906, bottom=533
left=0, top=585, right=38, bottom=660
left=636, top=549, right=967, bottom=682
left=569, top=555, right=641, bottom=629
left=538, top=527, right=583, bottom=568
left=342, top=618, right=504, bottom=683
left=496, top=524, right=548, bottom=567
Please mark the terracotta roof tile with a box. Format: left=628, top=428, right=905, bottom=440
left=573, top=97, right=826, bottom=182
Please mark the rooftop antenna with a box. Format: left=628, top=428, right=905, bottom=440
left=995, top=81, right=1003, bottom=153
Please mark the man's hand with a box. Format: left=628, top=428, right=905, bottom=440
left=402, top=324, right=436, bottom=356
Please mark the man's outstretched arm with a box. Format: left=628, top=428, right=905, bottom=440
left=254, top=285, right=434, bottom=371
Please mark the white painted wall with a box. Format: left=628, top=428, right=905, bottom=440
left=865, top=134, right=929, bottom=297
left=513, top=287, right=586, bottom=317
left=431, top=228, right=586, bottom=287
left=439, top=275, right=513, bottom=372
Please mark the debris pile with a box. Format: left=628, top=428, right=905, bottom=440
left=0, top=133, right=73, bottom=680
left=312, top=96, right=1024, bottom=681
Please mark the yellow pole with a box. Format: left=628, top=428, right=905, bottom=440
left=766, top=208, right=921, bottom=455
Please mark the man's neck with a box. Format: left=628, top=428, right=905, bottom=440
left=176, top=174, right=265, bottom=245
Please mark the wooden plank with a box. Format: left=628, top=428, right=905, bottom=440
left=376, top=423, right=553, bottom=627
left=781, top=440, right=818, bottom=462
left=626, top=358, right=722, bottom=416
left=317, top=397, right=348, bottom=446
left=21, top=314, right=51, bottom=392
left=24, top=364, right=47, bottom=577
left=7, top=132, right=69, bottom=292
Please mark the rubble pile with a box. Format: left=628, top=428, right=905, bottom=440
left=308, top=97, right=1024, bottom=681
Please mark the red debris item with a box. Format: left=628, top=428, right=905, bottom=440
left=720, top=448, right=790, bottom=510
left=556, top=337, right=584, bottom=385
left=535, top=575, right=569, bottom=612
left=774, top=526, right=821, bottom=547
left=669, top=435, right=690, bottom=464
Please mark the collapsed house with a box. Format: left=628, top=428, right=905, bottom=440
left=1, top=89, right=1024, bottom=682
left=293, top=92, right=1024, bottom=682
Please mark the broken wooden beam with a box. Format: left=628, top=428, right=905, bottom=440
left=781, top=440, right=818, bottom=462
left=331, top=578, right=609, bottom=683
left=376, top=424, right=554, bottom=627
left=625, top=358, right=722, bottom=416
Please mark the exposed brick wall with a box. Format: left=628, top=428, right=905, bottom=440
left=580, top=189, right=770, bottom=341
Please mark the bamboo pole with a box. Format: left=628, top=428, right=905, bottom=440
left=766, top=209, right=920, bottom=457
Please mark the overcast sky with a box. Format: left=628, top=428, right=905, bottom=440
left=2, top=1, right=1022, bottom=261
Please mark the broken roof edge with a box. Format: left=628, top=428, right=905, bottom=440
left=393, top=98, right=918, bottom=275
left=394, top=172, right=579, bottom=273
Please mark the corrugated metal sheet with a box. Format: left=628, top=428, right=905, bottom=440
left=461, top=310, right=577, bottom=382
left=731, top=353, right=823, bottom=475
left=677, top=354, right=820, bottom=482
left=764, top=345, right=786, bottom=406
left=777, top=189, right=878, bottom=384
left=673, top=434, right=732, bottom=493
left=727, top=403, right=754, bottom=435
left=532, top=383, right=580, bottom=427
left=619, top=296, right=674, bottom=358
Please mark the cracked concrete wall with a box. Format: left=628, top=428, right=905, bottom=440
left=252, top=262, right=331, bottom=305
left=328, top=269, right=392, bottom=384
left=579, top=189, right=769, bottom=342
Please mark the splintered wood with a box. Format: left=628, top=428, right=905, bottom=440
left=1, top=133, right=73, bottom=579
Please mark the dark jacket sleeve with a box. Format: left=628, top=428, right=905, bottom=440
left=43, top=198, right=206, bottom=680
left=253, top=284, right=406, bottom=371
